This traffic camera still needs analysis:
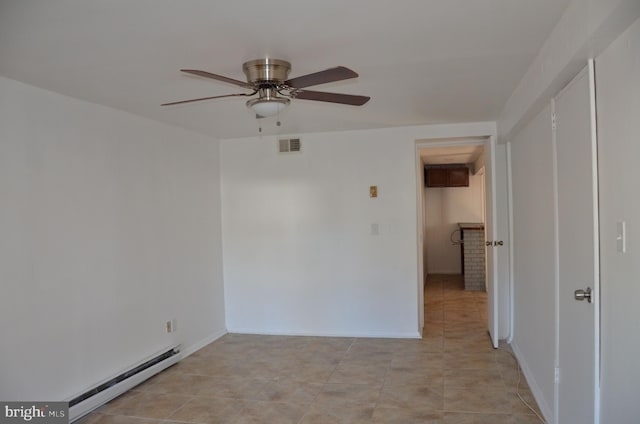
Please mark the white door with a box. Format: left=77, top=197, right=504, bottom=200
left=484, top=136, right=499, bottom=348
left=494, top=144, right=511, bottom=340
left=554, top=64, right=599, bottom=424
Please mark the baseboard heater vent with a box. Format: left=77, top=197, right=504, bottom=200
left=68, top=344, right=181, bottom=422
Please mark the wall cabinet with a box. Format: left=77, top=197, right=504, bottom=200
left=425, top=166, right=469, bottom=187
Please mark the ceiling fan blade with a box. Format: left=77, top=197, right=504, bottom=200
left=294, top=90, right=370, bottom=106
left=181, top=69, right=253, bottom=89
left=161, top=92, right=255, bottom=106
left=285, top=66, right=359, bottom=89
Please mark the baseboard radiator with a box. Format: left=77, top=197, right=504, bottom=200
left=68, top=344, right=181, bottom=422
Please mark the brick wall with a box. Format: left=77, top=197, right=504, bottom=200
left=462, top=228, right=486, bottom=291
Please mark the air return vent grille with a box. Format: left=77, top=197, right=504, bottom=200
left=279, top=138, right=302, bottom=153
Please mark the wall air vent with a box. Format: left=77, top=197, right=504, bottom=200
left=278, top=138, right=302, bottom=153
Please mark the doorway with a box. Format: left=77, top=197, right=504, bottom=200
left=421, top=145, right=487, bottom=307
left=415, top=136, right=506, bottom=348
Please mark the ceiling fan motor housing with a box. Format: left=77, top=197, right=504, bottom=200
left=242, top=59, right=291, bottom=84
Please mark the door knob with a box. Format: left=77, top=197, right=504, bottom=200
left=574, top=287, right=592, bottom=303
left=494, top=240, right=504, bottom=246
left=485, top=241, right=492, bottom=246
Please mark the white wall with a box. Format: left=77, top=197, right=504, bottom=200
left=509, top=104, right=556, bottom=419
left=0, top=76, right=226, bottom=400
left=424, top=173, right=484, bottom=274
left=221, top=123, right=496, bottom=338
left=221, top=130, right=418, bottom=337
left=596, top=17, right=640, bottom=423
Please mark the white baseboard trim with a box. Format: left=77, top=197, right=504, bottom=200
left=180, top=328, right=228, bottom=358
left=511, top=341, right=554, bottom=423
left=226, top=328, right=422, bottom=339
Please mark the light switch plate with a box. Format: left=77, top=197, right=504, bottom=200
left=370, top=186, right=378, bottom=198
left=617, top=221, right=626, bottom=253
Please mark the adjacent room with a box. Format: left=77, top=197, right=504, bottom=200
left=422, top=144, right=486, bottom=290
left=1, top=1, right=639, bottom=423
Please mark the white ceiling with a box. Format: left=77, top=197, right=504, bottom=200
left=0, top=0, right=571, bottom=140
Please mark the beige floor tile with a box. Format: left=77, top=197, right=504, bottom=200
left=444, top=323, right=488, bottom=337
left=445, top=315, right=482, bottom=325
left=444, top=338, right=496, bottom=353
left=256, top=378, right=323, bottom=404
left=327, top=363, right=388, bottom=385
left=339, top=349, right=394, bottom=367
left=303, top=341, right=353, bottom=356
left=233, top=401, right=308, bottom=424
left=278, top=362, right=337, bottom=383
left=98, top=391, right=192, bottom=419
left=372, top=406, right=443, bottom=423
left=314, top=383, right=382, bottom=406
left=391, top=351, right=444, bottom=369
left=511, top=413, right=546, bottom=423
left=444, top=387, right=513, bottom=414
left=350, top=338, right=402, bottom=352
left=444, top=368, right=506, bottom=390
left=299, top=403, right=375, bottom=424
left=230, top=361, right=283, bottom=379
left=378, top=382, right=444, bottom=409
left=425, top=304, right=444, bottom=312
left=423, top=323, right=445, bottom=334
left=421, top=338, right=445, bottom=352
left=425, top=311, right=445, bottom=322
left=425, top=298, right=445, bottom=306
left=135, top=372, right=213, bottom=395
left=75, top=414, right=160, bottom=424
left=442, top=412, right=514, bottom=423
left=168, top=355, right=212, bottom=375
left=196, top=375, right=270, bottom=400
left=392, top=337, right=442, bottom=351
left=167, top=395, right=246, bottom=423
left=385, top=365, right=443, bottom=388
left=444, top=352, right=498, bottom=370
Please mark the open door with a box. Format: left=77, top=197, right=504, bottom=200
left=484, top=136, right=499, bottom=348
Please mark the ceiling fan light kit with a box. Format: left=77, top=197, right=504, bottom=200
left=246, top=87, right=291, bottom=117
left=247, top=96, right=290, bottom=117
left=162, top=58, right=370, bottom=116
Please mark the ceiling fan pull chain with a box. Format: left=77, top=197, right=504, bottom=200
left=276, top=106, right=282, bottom=128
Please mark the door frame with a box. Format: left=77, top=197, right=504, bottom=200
left=415, top=136, right=500, bottom=345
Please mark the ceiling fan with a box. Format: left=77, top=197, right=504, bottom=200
left=162, top=58, right=370, bottom=117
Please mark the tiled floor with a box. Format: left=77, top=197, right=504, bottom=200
left=80, top=274, right=543, bottom=424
